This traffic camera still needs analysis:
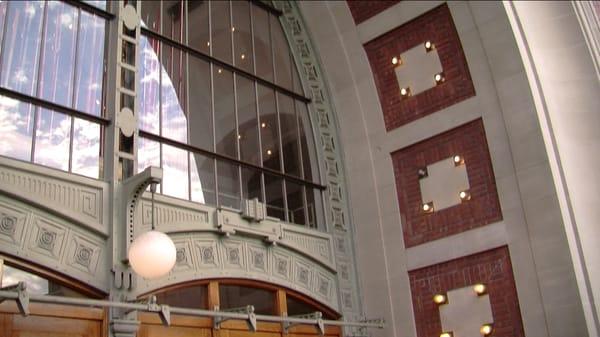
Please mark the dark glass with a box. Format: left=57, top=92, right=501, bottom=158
left=252, top=7, right=272, bottom=81
left=213, top=68, right=237, bottom=158
left=285, top=180, right=306, bottom=225
left=271, top=14, right=292, bottom=90
left=232, top=0, right=253, bottom=73
left=162, top=0, right=185, bottom=43
left=306, top=188, right=325, bottom=230
left=237, top=76, right=259, bottom=165
left=297, top=101, right=318, bottom=182
left=2, top=264, right=85, bottom=298
left=188, top=56, right=213, bottom=151
left=161, top=41, right=188, bottom=143
left=242, top=167, right=262, bottom=202
left=278, top=94, right=301, bottom=177
left=191, top=152, right=216, bottom=205
left=34, top=109, right=71, bottom=171
left=286, top=294, right=335, bottom=319
left=211, top=1, right=232, bottom=63
left=140, top=1, right=160, bottom=32
left=217, top=160, right=240, bottom=209
left=219, top=284, right=275, bottom=315
left=187, top=1, right=210, bottom=54
left=264, top=173, right=284, bottom=220
left=257, top=85, right=280, bottom=171
left=155, top=285, right=208, bottom=309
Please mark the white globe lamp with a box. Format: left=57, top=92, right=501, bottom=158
left=128, top=230, right=176, bottom=279
left=127, top=182, right=176, bottom=279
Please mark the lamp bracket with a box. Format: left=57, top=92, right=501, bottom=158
left=0, top=282, right=29, bottom=316
left=213, top=305, right=257, bottom=332
left=283, top=311, right=324, bottom=335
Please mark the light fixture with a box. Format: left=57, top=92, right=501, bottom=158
left=237, top=134, right=242, bottom=140
left=267, top=149, right=272, bottom=155
left=207, top=41, right=210, bottom=47
left=128, top=183, right=176, bottom=279
left=391, top=56, right=400, bottom=65
left=241, top=54, right=246, bottom=60
left=425, top=40, right=434, bottom=52
left=261, top=122, right=267, bottom=128
left=453, top=155, right=464, bottom=166
left=433, top=293, right=447, bottom=305
left=440, top=332, right=453, bottom=337
left=459, top=190, right=471, bottom=201
left=231, top=26, right=235, bottom=32
left=418, top=167, right=428, bottom=179
left=422, top=202, right=434, bottom=213
left=473, top=283, right=487, bottom=296
left=400, top=87, right=411, bottom=97
left=217, top=68, right=222, bottom=74
left=435, top=72, right=445, bottom=84
left=480, top=324, right=493, bottom=336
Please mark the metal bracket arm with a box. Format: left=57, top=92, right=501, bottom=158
left=0, top=282, right=29, bottom=316
left=213, top=305, right=257, bottom=332
left=283, top=311, right=324, bottom=335
left=125, top=295, right=170, bottom=326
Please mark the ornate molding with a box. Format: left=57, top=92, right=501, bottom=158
left=0, top=196, right=108, bottom=291
left=0, top=157, right=107, bottom=236
left=135, top=232, right=338, bottom=310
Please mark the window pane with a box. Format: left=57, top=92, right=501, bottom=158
left=137, top=136, right=160, bottom=172
left=242, top=167, right=262, bottom=202
left=162, top=0, right=185, bottom=43
left=237, top=76, right=259, bottom=164
left=271, top=14, right=292, bottom=91
left=264, top=173, right=284, bottom=220
left=72, top=118, right=101, bottom=179
left=139, top=36, right=160, bottom=134
left=162, top=143, right=188, bottom=199
left=306, top=188, right=325, bottom=230
left=188, top=1, right=209, bottom=54
left=232, top=1, right=253, bottom=73
left=155, top=285, right=208, bottom=309
left=217, top=160, right=239, bottom=209
left=82, top=1, right=107, bottom=11
left=214, top=68, right=236, bottom=158
left=219, top=284, right=275, bottom=315
left=286, top=181, right=307, bottom=225
left=161, top=42, right=187, bottom=143
left=191, top=152, right=215, bottom=205
left=211, top=1, right=231, bottom=63
left=258, top=85, right=279, bottom=171
left=39, top=2, right=78, bottom=106
left=253, top=7, right=272, bottom=81
left=188, top=56, right=212, bottom=151
left=34, top=109, right=71, bottom=171
left=1, top=1, right=45, bottom=96
left=0, top=96, right=34, bottom=161
left=75, top=11, right=105, bottom=116
left=140, top=1, right=160, bottom=32
left=278, top=94, right=301, bottom=177
left=297, top=101, right=318, bottom=182
left=2, top=264, right=84, bottom=298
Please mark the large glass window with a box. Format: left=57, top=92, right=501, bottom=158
left=138, top=1, right=325, bottom=230
left=0, top=1, right=108, bottom=179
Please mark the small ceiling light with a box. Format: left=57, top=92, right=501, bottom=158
left=480, top=324, right=493, bottom=336
left=237, top=134, right=242, bottom=140
left=459, top=190, right=471, bottom=201
left=207, top=41, right=210, bottom=47
left=435, top=72, right=445, bottom=84
left=473, top=283, right=487, bottom=296
left=400, top=87, right=411, bottom=97
left=391, top=56, right=400, bottom=65
left=440, top=332, right=453, bottom=337
left=267, top=149, right=272, bottom=155
left=422, top=202, right=434, bottom=213
left=241, top=54, right=246, bottom=60
left=231, top=26, right=235, bottom=32
left=453, top=155, right=464, bottom=165
left=425, top=40, right=434, bottom=52
left=261, top=122, right=266, bottom=128
left=217, top=68, right=222, bottom=74
left=433, top=294, right=447, bottom=305
left=418, top=167, right=428, bottom=179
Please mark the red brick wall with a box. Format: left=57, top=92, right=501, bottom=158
left=364, top=4, right=475, bottom=131
left=391, top=119, right=502, bottom=247
left=346, top=1, right=400, bottom=25
left=409, top=246, right=525, bottom=337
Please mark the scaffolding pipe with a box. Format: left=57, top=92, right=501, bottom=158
left=0, top=288, right=384, bottom=330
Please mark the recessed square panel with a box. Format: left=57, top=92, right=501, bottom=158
left=439, top=287, right=493, bottom=336
left=394, top=44, right=443, bottom=96
left=419, top=158, right=469, bottom=211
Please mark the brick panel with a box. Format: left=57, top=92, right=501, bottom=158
left=409, top=246, right=525, bottom=337
left=364, top=4, right=475, bottom=131
left=391, top=119, right=502, bottom=247
left=346, top=0, right=400, bottom=25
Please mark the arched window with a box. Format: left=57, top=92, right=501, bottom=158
left=137, top=1, right=325, bottom=229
